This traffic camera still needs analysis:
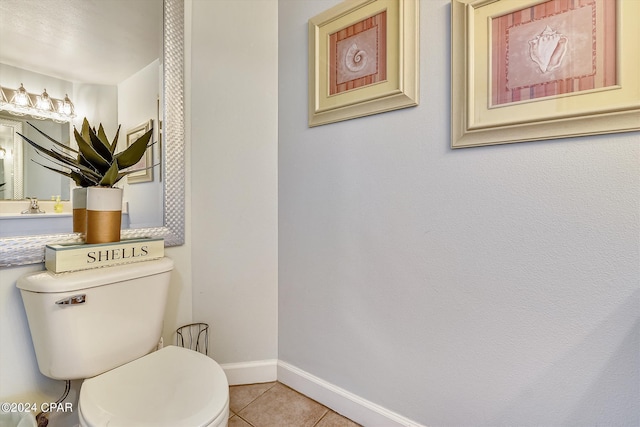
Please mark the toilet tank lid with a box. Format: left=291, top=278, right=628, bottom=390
left=17, top=257, right=174, bottom=293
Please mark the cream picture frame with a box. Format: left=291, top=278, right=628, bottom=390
left=308, top=0, right=419, bottom=127
left=126, top=120, right=153, bottom=184
left=451, top=0, right=639, bottom=148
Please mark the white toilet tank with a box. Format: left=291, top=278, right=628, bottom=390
left=17, top=257, right=174, bottom=380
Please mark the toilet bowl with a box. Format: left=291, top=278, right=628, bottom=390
left=17, top=258, right=229, bottom=427
left=78, top=346, right=229, bottom=427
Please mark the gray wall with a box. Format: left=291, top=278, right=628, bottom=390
left=278, top=1, right=639, bottom=425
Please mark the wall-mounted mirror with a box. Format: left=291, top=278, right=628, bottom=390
left=0, top=0, right=184, bottom=267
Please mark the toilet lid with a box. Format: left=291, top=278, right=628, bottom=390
left=79, top=346, right=229, bottom=427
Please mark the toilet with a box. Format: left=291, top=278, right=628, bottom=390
left=17, top=257, right=229, bottom=427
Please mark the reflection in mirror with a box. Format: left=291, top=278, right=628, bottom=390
left=0, top=0, right=184, bottom=266
left=22, top=119, right=70, bottom=201
left=0, top=114, right=70, bottom=201
left=0, top=0, right=163, bottom=231
left=0, top=117, right=22, bottom=199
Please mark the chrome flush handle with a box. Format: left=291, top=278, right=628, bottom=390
left=55, top=294, right=87, bottom=306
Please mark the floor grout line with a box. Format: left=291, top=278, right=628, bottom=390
left=229, top=381, right=360, bottom=427
left=239, top=413, right=258, bottom=427
left=311, top=408, right=331, bottom=427
left=231, top=381, right=278, bottom=414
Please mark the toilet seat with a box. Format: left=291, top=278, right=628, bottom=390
left=78, top=346, right=229, bottom=427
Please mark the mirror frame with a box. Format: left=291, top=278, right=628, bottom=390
left=0, top=0, right=184, bottom=267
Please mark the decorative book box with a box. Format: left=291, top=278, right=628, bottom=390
left=45, top=238, right=164, bottom=273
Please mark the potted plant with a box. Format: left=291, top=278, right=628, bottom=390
left=18, top=118, right=152, bottom=244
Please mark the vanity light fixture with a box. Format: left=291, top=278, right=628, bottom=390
left=0, top=85, right=8, bottom=104
left=36, top=89, right=54, bottom=111
left=11, top=83, right=32, bottom=107
left=60, top=94, right=75, bottom=116
left=0, top=84, right=76, bottom=122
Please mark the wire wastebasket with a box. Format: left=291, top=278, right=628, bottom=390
left=176, top=322, right=209, bottom=355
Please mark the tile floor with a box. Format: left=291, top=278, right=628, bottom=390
left=229, top=382, right=361, bottom=427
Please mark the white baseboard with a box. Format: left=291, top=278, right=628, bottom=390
left=220, top=359, right=278, bottom=386
left=277, top=361, right=426, bottom=427
left=222, top=358, right=425, bottom=426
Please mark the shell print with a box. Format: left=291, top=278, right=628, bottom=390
left=528, top=25, right=568, bottom=73
left=345, top=43, right=368, bottom=72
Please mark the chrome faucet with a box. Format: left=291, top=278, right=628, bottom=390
left=21, top=197, right=45, bottom=214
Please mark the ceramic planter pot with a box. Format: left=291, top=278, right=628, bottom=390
left=85, top=187, right=123, bottom=244
left=72, top=187, right=87, bottom=234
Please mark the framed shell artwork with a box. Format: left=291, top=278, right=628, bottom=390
left=308, top=0, right=419, bottom=127
left=451, top=0, right=640, bottom=148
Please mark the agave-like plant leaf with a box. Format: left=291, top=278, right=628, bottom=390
left=104, top=124, right=121, bottom=154
left=26, top=122, right=79, bottom=154
left=96, top=123, right=121, bottom=154
left=31, top=149, right=100, bottom=185
left=88, top=125, right=113, bottom=163
left=32, top=150, right=101, bottom=183
left=74, top=127, right=111, bottom=173
left=31, top=160, right=97, bottom=187
left=99, top=161, right=120, bottom=187
left=80, top=118, right=92, bottom=144
left=78, top=154, right=99, bottom=174
left=18, top=132, right=102, bottom=181
left=18, top=131, right=75, bottom=163
left=112, top=163, right=157, bottom=185
left=20, top=117, right=156, bottom=188
left=96, top=124, right=110, bottom=148
left=115, top=128, right=153, bottom=169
